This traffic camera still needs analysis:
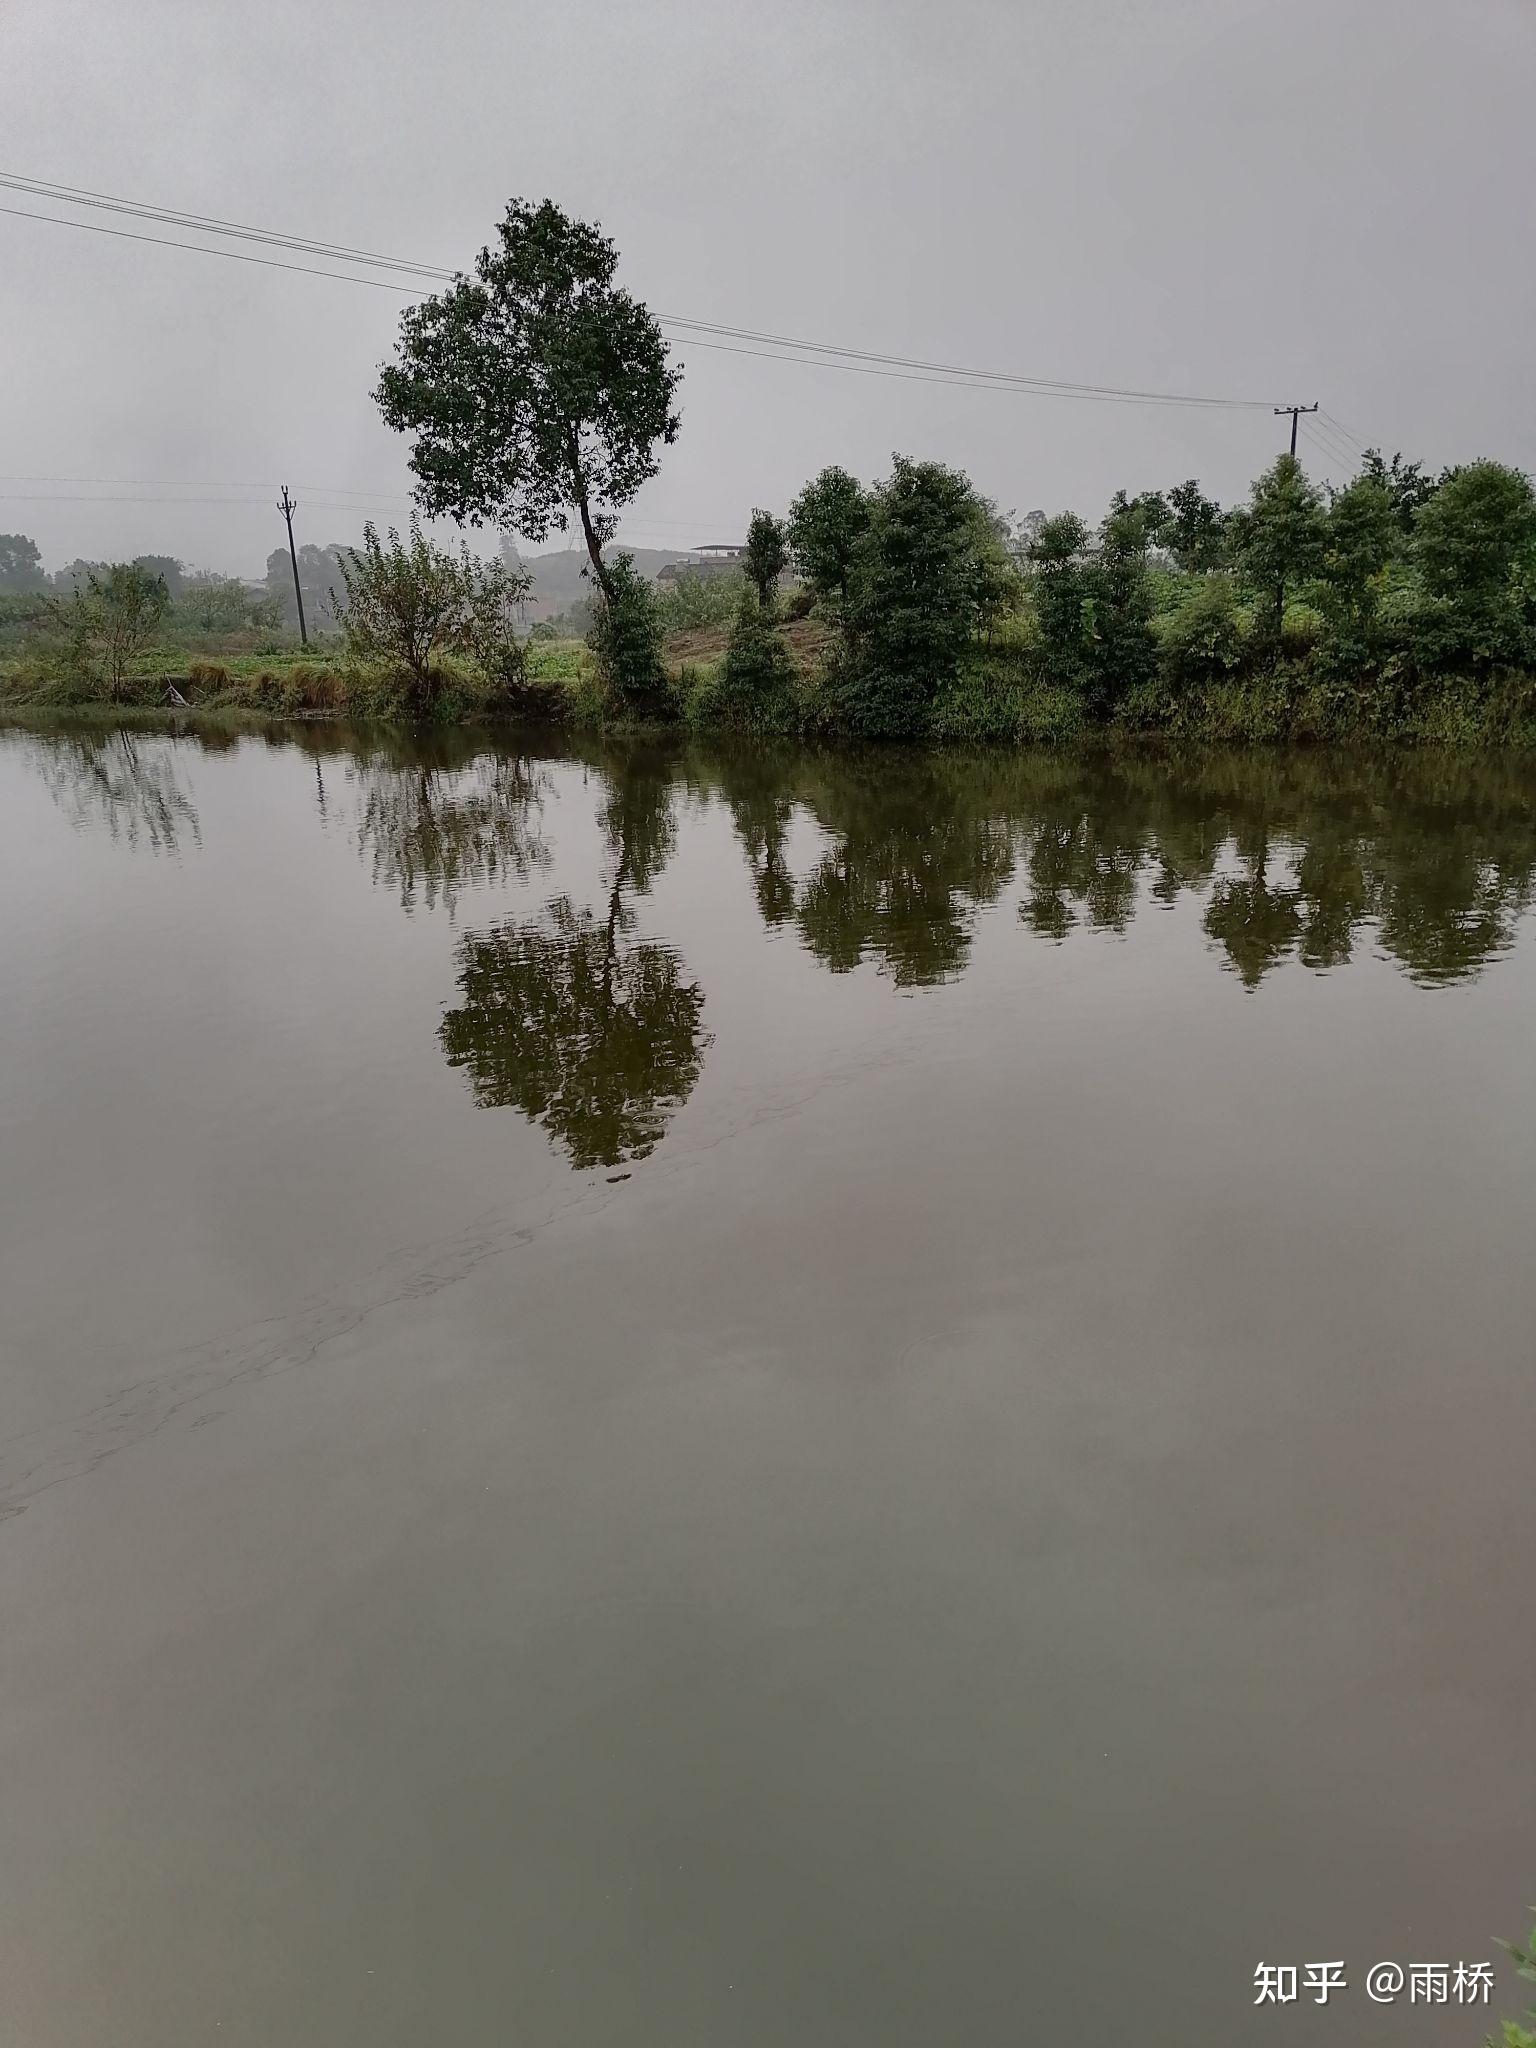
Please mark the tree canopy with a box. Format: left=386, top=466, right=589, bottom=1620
left=786, top=467, right=868, bottom=604
left=0, top=533, right=45, bottom=592
left=375, top=198, right=680, bottom=603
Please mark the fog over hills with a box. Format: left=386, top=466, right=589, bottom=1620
left=510, top=546, right=689, bottom=624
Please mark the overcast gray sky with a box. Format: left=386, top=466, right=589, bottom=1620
left=4, top=0, right=1533, bottom=577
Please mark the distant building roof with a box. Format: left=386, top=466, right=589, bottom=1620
left=692, top=542, right=745, bottom=559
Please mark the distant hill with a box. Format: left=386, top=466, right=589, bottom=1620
left=517, top=546, right=689, bottom=624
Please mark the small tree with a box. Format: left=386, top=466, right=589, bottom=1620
left=1161, top=479, right=1229, bottom=573
left=1029, top=511, right=1095, bottom=691
left=1412, top=461, right=1536, bottom=669
left=1231, top=454, right=1326, bottom=638
left=1316, top=475, right=1397, bottom=666
left=336, top=522, right=532, bottom=713
left=1091, top=495, right=1158, bottom=708
left=1415, top=461, right=1536, bottom=599
left=461, top=553, right=537, bottom=702
left=743, top=509, right=788, bottom=611
left=587, top=553, right=670, bottom=718
left=53, top=563, right=170, bottom=699
left=835, top=456, right=999, bottom=737
left=710, top=588, right=799, bottom=731
left=375, top=198, right=680, bottom=606
left=786, top=466, right=869, bottom=606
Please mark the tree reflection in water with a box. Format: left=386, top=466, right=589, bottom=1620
left=25, top=726, right=201, bottom=853
left=714, top=748, right=1536, bottom=993
left=346, top=738, right=551, bottom=914
left=439, top=746, right=709, bottom=1170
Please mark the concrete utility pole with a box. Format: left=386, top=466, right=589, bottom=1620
left=1274, top=403, right=1319, bottom=458
left=277, top=485, right=308, bottom=647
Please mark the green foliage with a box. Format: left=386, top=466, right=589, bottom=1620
left=743, top=509, right=788, bottom=611
left=1411, top=461, right=1536, bottom=667
left=653, top=567, right=747, bottom=633
left=335, top=521, right=532, bottom=715
left=1314, top=474, right=1398, bottom=670
left=1231, top=454, right=1327, bottom=636
left=587, top=552, right=671, bottom=718
left=175, top=574, right=282, bottom=640
left=375, top=197, right=680, bottom=599
left=52, top=563, right=171, bottom=700
left=0, top=532, right=46, bottom=591
left=698, top=591, right=800, bottom=732
left=1158, top=479, right=1230, bottom=572
left=132, top=554, right=185, bottom=601
left=1092, top=494, right=1159, bottom=706
left=786, top=466, right=869, bottom=605
left=1156, top=573, right=1250, bottom=694
left=830, top=455, right=1004, bottom=737
left=1027, top=503, right=1155, bottom=714
left=1359, top=448, right=1440, bottom=534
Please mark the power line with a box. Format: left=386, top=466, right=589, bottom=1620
left=0, top=202, right=428, bottom=294
left=1298, top=420, right=1354, bottom=471
left=654, top=316, right=1265, bottom=408
left=1320, top=408, right=1371, bottom=454
left=0, top=169, right=1278, bottom=411
left=1308, top=419, right=1362, bottom=470
left=0, top=171, right=453, bottom=279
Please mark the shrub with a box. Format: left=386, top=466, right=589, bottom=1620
left=834, top=455, right=1006, bottom=737
left=699, top=593, right=800, bottom=732
left=588, top=552, right=672, bottom=719
left=335, top=521, right=532, bottom=717
left=1157, top=574, right=1249, bottom=695
left=743, top=510, right=788, bottom=611
left=653, top=568, right=746, bottom=634
left=51, top=563, right=171, bottom=700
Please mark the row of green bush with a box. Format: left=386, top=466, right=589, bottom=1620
left=7, top=446, right=1536, bottom=745
left=575, top=449, right=1536, bottom=746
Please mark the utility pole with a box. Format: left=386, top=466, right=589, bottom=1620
left=1274, top=403, right=1319, bottom=458
left=277, top=485, right=308, bottom=647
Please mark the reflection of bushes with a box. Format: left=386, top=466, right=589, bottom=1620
left=351, top=753, right=550, bottom=912
left=709, top=742, right=1536, bottom=991
left=23, top=727, right=200, bottom=851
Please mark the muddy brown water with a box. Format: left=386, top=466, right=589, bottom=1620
left=1, top=719, right=1533, bottom=2045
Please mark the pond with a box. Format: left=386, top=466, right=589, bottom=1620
left=1, top=719, right=1533, bottom=2045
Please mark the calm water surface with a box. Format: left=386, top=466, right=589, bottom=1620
left=1, top=720, right=1533, bottom=2045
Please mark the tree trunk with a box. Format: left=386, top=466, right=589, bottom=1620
left=576, top=489, right=614, bottom=604
left=568, top=432, right=614, bottom=604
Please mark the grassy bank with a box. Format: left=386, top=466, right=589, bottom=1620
left=6, top=600, right=1536, bottom=749
left=7, top=635, right=1536, bottom=748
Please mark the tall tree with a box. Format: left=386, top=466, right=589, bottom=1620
left=375, top=199, right=681, bottom=605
